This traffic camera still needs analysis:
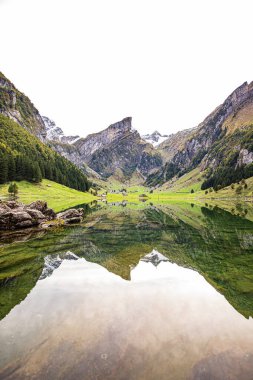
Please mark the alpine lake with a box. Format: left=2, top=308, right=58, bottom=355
left=0, top=200, right=253, bottom=380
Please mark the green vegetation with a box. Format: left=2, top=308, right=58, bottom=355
left=1, top=202, right=253, bottom=320
left=0, top=179, right=94, bottom=212
left=0, top=114, right=90, bottom=191
left=8, top=182, right=18, bottom=197
left=201, top=127, right=253, bottom=190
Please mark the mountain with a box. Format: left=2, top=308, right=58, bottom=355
left=0, top=72, right=46, bottom=140
left=0, top=72, right=90, bottom=191
left=42, top=116, right=80, bottom=144
left=141, top=131, right=168, bottom=147
left=146, top=82, right=253, bottom=189
left=47, top=117, right=163, bottom=180
left=75, top=118, right=162, bottom=178
left=1, top=70, right=253, bottom=191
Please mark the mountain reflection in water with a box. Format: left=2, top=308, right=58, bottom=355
left=0, top=252, right=253, bottom=380
left=0, top=202, right=253, bottom=379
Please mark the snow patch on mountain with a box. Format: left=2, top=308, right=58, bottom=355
left=42, top=116, right=80, bottom=144
left=141, top=130, right=168, bottom=147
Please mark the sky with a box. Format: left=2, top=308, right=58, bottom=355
left=1, top=0, right=253, bottom=138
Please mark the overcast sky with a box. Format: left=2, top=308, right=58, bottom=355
left=1, top=0, right=253, bottom=137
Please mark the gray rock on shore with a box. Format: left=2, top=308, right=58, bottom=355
left=0, top=200, right=84, bottom=230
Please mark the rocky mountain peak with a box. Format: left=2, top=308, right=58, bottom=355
left=108, top=117, right=133, bottom=132
left=142, top=130, right=168, bottom=147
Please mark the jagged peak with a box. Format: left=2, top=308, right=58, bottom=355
left=108, top=117, right=133, bottom=131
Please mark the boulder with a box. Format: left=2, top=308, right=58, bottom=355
left=26, top=200, right=48, bottom=213
left=0, top=203, right=11, bottom=215
left=43, top=207, right=56, bottom=220
left=57, top=208, right=84, bottom=224
left=0, top=201, right=85, bottom=230
left=26, top=208, right=46, bottom=222
left=0, top=211, right=33, bottom=230
left=5, top=201, right=21, bottom=209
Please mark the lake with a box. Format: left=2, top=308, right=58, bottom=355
left=0, top=201, right=253, bottom=379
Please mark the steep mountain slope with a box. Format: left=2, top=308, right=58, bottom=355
left=0, top=72, right=90, bottom=173
left=79, top=118, right=163, bottom=178
left=0, top=72, right=46, bottom=140
left=159, top=127, right=197, bottom=161
left=0, top=71, right=163, bottom=183
left=0, top=114, right=90, bottom=191
left=147, top=82, right=253, bottom=188
left=48, top=117, right=163, bottom=180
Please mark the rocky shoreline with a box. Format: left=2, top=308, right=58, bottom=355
left=0, top=200, right=85, bottom=230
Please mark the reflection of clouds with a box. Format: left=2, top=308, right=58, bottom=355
left=0, top=257, right=253, bottom=379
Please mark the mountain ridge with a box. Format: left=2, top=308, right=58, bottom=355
left=1, top=70, right=253, bottom=191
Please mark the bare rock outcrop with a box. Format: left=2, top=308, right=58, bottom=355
left=0, top=201, right=84, bottom=230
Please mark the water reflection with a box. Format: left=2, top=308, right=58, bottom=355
left=0, top=252, right=253, bottom=380
left=1, top=202, right=253, bottom=321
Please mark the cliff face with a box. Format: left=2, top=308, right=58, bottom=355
left=0, top=72, right=46, bottom=140
left=147, top=82, right=253, bottom=187
left=74, top=117, right=162, bottom=178
left=46, top=116, right=163, bottom=180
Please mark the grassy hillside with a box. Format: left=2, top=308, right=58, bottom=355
left=158, top=167, right=205, bottom=193
left=0, top=180, right=94, bottom=212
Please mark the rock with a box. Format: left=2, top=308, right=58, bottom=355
left=0, top=211, right=33, bottom=230
left=43, top=208, right=56, bottom=220
left=25, top=208, right=46, bottom=221
left=5, top=201, right=21, bottom=209
left=16, top=220, right=34, bottom=228
left=0, top=203, right=11, bottom=215
left=0, top=200, right=85, bottom=230
left=236, top=148, right=253, bottom=167
left=57, top=208, right=84, bottom=224
left=26, top=200, right=48, bottom=213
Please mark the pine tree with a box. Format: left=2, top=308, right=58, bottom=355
left=8, top=182, right=14, bottom=196
left=13, top=182, right=18, bottom=196
left=0, top=154, right=8, bottom=184
left=8, top=155, right=16, bottom=181
left=33, top=163, right=42, bottom=183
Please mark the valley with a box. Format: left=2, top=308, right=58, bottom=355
left=0, top=70, right=253, bottom=380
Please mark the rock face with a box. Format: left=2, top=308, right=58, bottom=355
left=147, top=81, right=253, bottom=186
left=0, top=73, right=46, bottom=140
left=49, top=117, right=163, bottom=180
left=236, top=149, right=253, bottom=168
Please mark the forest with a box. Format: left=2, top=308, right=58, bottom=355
left=0, top=114, right=90, bottom=192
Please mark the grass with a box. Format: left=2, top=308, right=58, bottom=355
left=0, top=179, right=95, bottom=212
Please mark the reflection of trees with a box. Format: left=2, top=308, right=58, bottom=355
left=0, top=204, right=253, bottom=320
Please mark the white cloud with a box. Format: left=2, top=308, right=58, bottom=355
left=1, top=0, right=253, bottom=137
